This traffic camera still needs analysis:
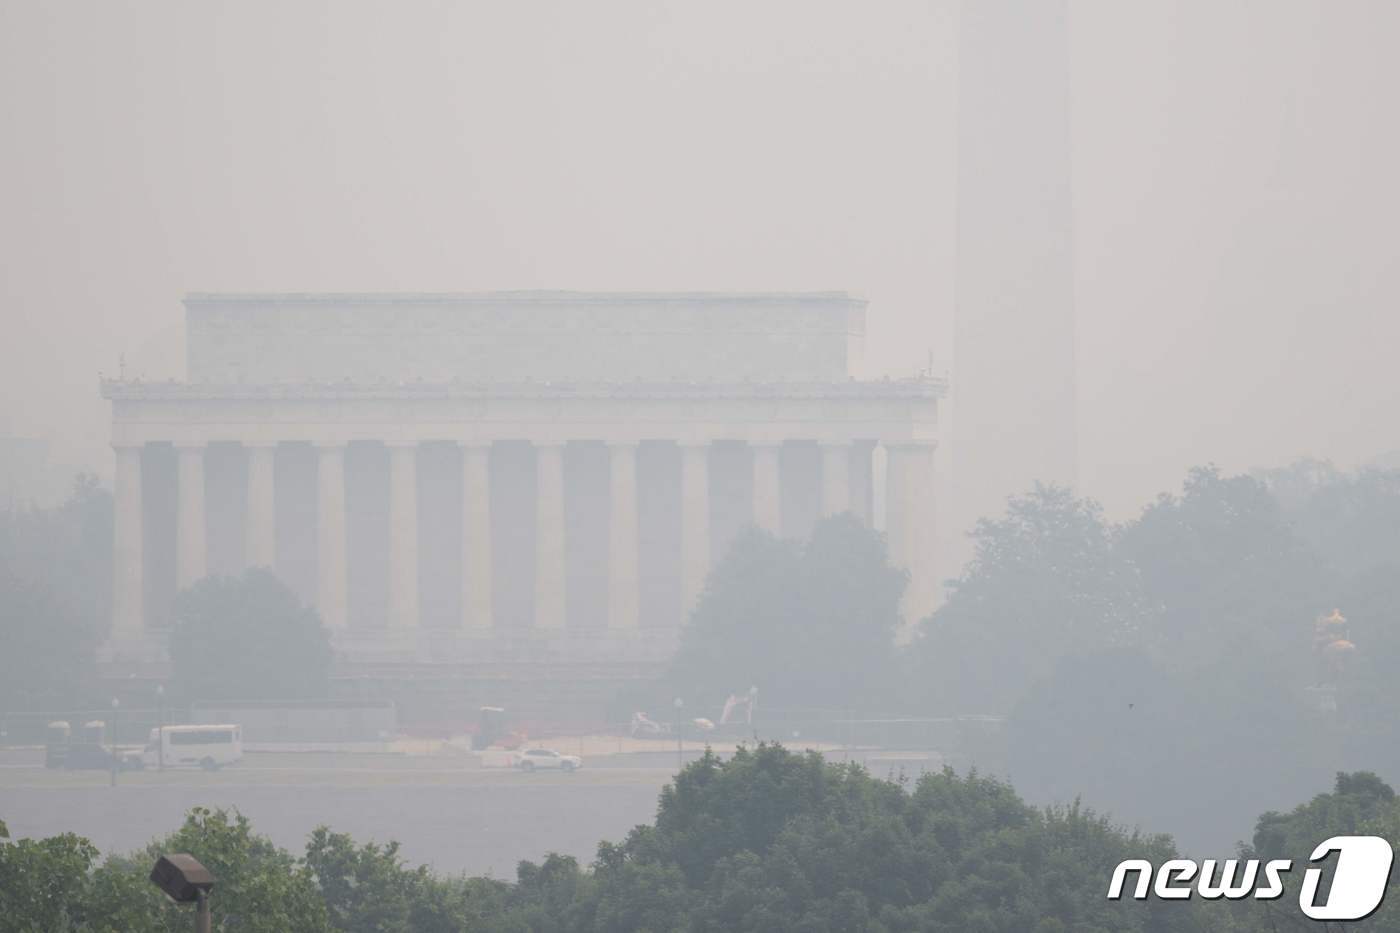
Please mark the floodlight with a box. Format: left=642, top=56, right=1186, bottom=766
left=150, top=854, right=215, bottom=933
left=150, top=853, right=214, bottom=903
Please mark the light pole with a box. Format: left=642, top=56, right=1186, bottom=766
left=673, top=697, right=684, bottom=771
left=150, top=853, right=215, bottom=933
left=156, top=685, right=165, bottom=771
left=109, top=698, right=120, bottom=787
left=748, top=685, right=759, bottom=741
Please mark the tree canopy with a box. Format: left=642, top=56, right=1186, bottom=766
left=10, top=754, right=1400, bottom=931
left=668, top=515, right=907, bottom=712
left=0, top=474, right=109, bottom=712
left=169, top=568, right=333, bottom=703
left=0, top=747, right=1212, bottom=933
left=910, top=462, right=1400, bottom=853
left=911, top=484, right=1150, bottom=715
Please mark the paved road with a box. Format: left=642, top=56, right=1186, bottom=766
left=0, top=751, right=676, bottom=877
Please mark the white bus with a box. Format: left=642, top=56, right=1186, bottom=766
left=142, top=725, right=243, bottom=770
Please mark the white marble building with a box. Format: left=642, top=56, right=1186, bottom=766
left=102, top=292, right=941, bottom=664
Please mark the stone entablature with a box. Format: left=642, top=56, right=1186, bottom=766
left=103, top=379, right=940, bottom=449
left=186, top=291, right=867, bottom=386
left=103, top=379, right=934, bottom=401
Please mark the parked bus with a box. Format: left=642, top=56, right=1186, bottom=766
left=142, top=724, right=243, bottom=770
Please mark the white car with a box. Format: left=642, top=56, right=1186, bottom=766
left=515, top=748, right=582, bottom=772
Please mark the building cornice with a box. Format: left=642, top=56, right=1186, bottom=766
left=101, top=377, right=944, bottom=403
left=183, top=290, right=868, bottom=308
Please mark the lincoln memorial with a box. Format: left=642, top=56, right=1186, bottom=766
left=102, top=292, right=941, bottom=666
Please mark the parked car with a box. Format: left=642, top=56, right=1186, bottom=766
left=64, top=741, right=143, bottom=771
left=516, top=748, right=581, bottom=772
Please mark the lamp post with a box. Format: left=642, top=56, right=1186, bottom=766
left=109, top=698, right=120, bottom=787
left=673, top=697, right=684, bottom=771
left=150, top=853, right=215, bottom=933
left=156, top=685, right=165, bottom=771
left=748, top=685, right=759, bottom=741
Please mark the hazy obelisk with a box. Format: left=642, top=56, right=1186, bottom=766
left=951, top=0, right=1078, bottom=561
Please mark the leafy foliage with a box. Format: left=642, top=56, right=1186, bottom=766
left=11, top=763, right=1400, bottom=931
left=168, top=568, right=333, bottom=702
left=1233, top=771, right=1400, bottom=930
left=669, top=515, right=906, bottom=711
left=0, top=822, right=100, bottom=931
left=912, top=484, right=1150, bottom=714
left=1117, top=465, right=1321, bottom=677
left=0, top=475, right=109, bottom=712
left=1256, top=459, right=1400, bottom=584
left=303, top=827, right=515, bottom=932
left=88, top=808, right=333, bottom=933
left=514, top=744, right=1192, bottom=933
left=915, top=463, right=1400, bottom=854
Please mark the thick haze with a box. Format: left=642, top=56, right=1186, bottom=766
left=3, top=0, right=1399, bottom=526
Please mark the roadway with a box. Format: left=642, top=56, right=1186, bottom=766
left=0, top=749, right=679, bottom=877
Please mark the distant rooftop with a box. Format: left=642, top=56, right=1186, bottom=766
left=185, top=290, right=864, bottom=306
left=183, top=291, right=872, bottom=386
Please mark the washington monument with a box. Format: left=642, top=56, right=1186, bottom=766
left=952, top=0, right=1078, bottom=559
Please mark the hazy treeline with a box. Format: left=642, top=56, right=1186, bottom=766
left=4, top=747, right=1397, bottom=932
left=661, top=460, right=1400, bottom=851
left=0, top=475, right=109, bottom=713
left=927, top=462, right=1400, bottom=852
left=6, top=460, right=1400, bottom=853
left=648, top=460, right=1400, bottom=719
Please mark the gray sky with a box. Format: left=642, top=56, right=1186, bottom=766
left=2, top=0, right=1397, bottom=521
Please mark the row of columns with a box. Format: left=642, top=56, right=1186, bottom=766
left=111, top=439, right=935, bottom=639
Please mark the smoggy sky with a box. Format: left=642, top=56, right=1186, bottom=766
left=2, top=0, right=1397, bottom=522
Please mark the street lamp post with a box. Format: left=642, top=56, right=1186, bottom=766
left=109, top=698, right=120, bottom=787
left=150, top=853, right=215, bottom=933
left=673, top=697, right=684, bottom=771
left=156, top=685, right=165, bottom=771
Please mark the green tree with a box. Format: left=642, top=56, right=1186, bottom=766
left=669, top=515, right=906, bottom=712
left=911, top=484, right=1150, bottom=715
left=16, top=762, right=1396, bottom=932
left=1006, top=645, right=1331, bottom=861
left=0, top=570, right=97, bottom=716
left=1335, top=565, right=1400, bottom=777
left=0, top=817, right=100, bottom=932
left=305, top=829, right=426, bottom=932
left=169, top=568, right=332, bottom=702
left=1234, top=772, right=1400, bottom=931
left=1256, top=459, right=1400, bottom=584
left=1117, top=465, right=1321, bottom=677
left=561, top=744, right=1194, bottom=933
left=0, top=474, right=110, bottom=712
left=1004, top=468, right=1334, bottom=854
left=85, top=807, right=332, bottom=933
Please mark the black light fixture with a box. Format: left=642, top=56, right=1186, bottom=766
left=150, top=854, right=214, bottom=932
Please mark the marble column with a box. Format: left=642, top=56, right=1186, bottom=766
left=460, top=442, right=494, bottom=632
left=316, top=443, right=348, bottom=629
left=244, top=443, right=277, bottom=570
left=851, top=441, right=875, bottom=526
left=679, top=442, right=710, bottom=616
left=388, top=442, right=420, bottom=630
left=607, top=442, right=639, bottom=630
left=820, top=441, right=851, bottom=518
left=751, top=442, right=781, bottom=535
left=885, top=441, right=938, bottom=625
left=534, top=442, right=567, bottom=632
left=112, top=444, right=144, bottom=638
left=175, top=444, right=206, bottom=590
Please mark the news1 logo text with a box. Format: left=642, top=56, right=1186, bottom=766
left=1108, top=836, right=1395, bottom=921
